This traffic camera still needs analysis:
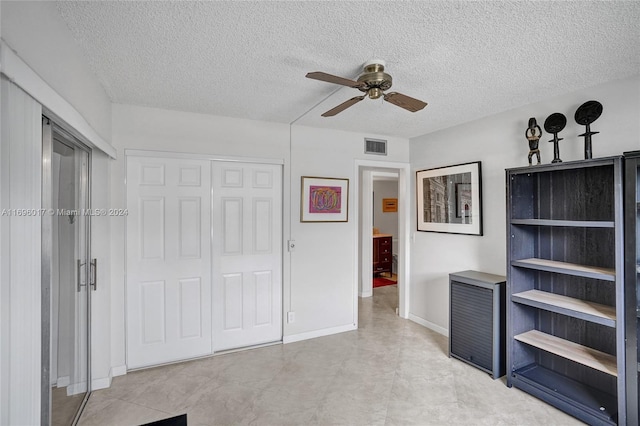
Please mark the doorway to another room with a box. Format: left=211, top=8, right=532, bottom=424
left=356, top=160, right=411, bottom=326
left=372, top=172, right=399, bottom=304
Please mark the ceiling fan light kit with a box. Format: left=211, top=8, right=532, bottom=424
left=306, top=59, right=428, bottom=117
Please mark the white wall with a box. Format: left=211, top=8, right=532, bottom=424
left=287, top=126, right=409, bottom=340
left=110, top=104, right=291, bottom=368
left=1, top=0, right=115, bottom=415
left=110, top=104, right=410, bottom=359
left=0, top=1, right=112, bottom=142
left=409, top=75, right=640, bottom=335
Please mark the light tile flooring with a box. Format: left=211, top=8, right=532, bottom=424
left=52, top=386, right=85, bottom=426
left=79, top=285, right=583, bottom=425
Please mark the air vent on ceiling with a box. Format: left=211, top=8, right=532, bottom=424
left=364, top=138, right=387, bottom=156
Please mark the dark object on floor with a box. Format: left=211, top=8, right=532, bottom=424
left=544, top=113, right=567, bottom=163
left=449, top=270, right=506, bottom=379
left=575, top=100, right=603, bottom=160
left=141, top=414, right=187, bottom=426
left=373, top=277, right=397, bottom=288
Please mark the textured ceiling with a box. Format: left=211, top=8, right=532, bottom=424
left=55, top=1, right=640, bottom=139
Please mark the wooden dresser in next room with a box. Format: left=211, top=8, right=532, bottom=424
left=373, top=234, right=392, bottom=277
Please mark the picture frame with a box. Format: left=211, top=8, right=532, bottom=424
left=382, top=198, right=398, bottom=212
left=416, top=161, right=482, bottom=235
left=300, top=176, right=349, bottom=222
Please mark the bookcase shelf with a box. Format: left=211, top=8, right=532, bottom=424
left=512, top=289, right=616, bottom=327
left=507, top=157, right=629, bottom=425
left=511, top=218, right=615, bottom=228
left=515, top=330, right=617, bottom=376
left=512, top=364, right=617, bottom=425
left=511, top=258, right=615, bottom=281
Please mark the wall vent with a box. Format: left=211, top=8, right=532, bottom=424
left=364, top=138, right=387, bottom=155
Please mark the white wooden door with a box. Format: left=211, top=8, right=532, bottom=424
left=212, top=162, right=282, bottom=351
left=126, top=156, right=212, bottom=368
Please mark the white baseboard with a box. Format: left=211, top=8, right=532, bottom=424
left=90, top=365, right=126, bottom=391
left=56, top=376, right=70, bottom=388
left=91, top=376, right=112, bottom=391
left=283, top=323, right=357, bottom=344
left=66, top=382, right=87, bottom=396
left=408, top=313, right=449, bottom=337
left=110, top=364, right=127, bottom=377
left=359, top=290, right=372, bottom=298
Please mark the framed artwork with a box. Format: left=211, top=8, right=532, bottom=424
left=416, top=161, right=482, bottom=235
left=300, top=176, right=349, bottom=222
left=382, top=198, right=398, bottom=212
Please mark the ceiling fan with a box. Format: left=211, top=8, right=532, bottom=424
left=306, top=59, right=428, bottom=117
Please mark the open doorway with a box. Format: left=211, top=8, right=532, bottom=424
left=372, top=172, right=399, bottom=305
left=355, top=160, right=411, bottom=326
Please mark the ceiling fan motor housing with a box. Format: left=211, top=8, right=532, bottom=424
left=357, top=61, right=392, bottom=99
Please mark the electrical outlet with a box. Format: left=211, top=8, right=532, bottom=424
left=287, top=311, right=295, bottom=323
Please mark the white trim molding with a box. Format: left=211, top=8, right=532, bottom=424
left=409, top=313, right=449, bottom=337
left=91, top=376, right=112, bottom=392
left=125, top=149, right=284, bottom=165
left=110, top=365, right=128, bottom=378
left=359, top=290, right=373, bottom=298
left=283, top=323, right=357, bottom=344
left=0, top=40, right=116, bottom=159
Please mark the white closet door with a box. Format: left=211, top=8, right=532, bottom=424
left=126, top=156, right=212, bottom=368
left=212, top=162, right=283, bottom=351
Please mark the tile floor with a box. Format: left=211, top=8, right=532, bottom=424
left=79, top=285, right=583, bottom=425
left=52, top=386, right=85, bottom=426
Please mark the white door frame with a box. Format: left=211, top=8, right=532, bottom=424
left=354, top=160, right=411, bottom=320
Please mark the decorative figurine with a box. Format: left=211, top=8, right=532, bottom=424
left=544, top=113, right=567, bottom=164
left=525, top=117, right=542, bottom=165
left=575, top=100, right=603, bottom=160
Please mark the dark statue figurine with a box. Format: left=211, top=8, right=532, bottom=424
left=575, top=100, right=603, bottom=160
left=544, top=113, right=567, bottom=164
left=525, top=117, right=542, bottom=165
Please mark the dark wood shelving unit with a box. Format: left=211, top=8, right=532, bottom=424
left=506, top=157, right=630, bottom=425
left=624, top=151, right=640, bottom=424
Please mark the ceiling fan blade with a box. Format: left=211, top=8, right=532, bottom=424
left=306, top=71, right=365, bottom=88
left=321, top=96, right=366, bottom=117
left=383, top=92, right=428, bottom=112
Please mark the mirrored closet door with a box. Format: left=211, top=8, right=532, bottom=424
left=42, top=117, right=92, bottom=425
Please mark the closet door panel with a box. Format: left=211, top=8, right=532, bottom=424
left=212, top=162, right=283, bottom=351
left=126, top=156, right=212, bottom=369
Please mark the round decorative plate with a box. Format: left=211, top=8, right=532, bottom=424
left=544, top=113, right=567, bottom=134
left=575, top=100, right=603, bottom=125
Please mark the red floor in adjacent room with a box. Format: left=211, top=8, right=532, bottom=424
left=373, top=277, right=397, bottom=288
